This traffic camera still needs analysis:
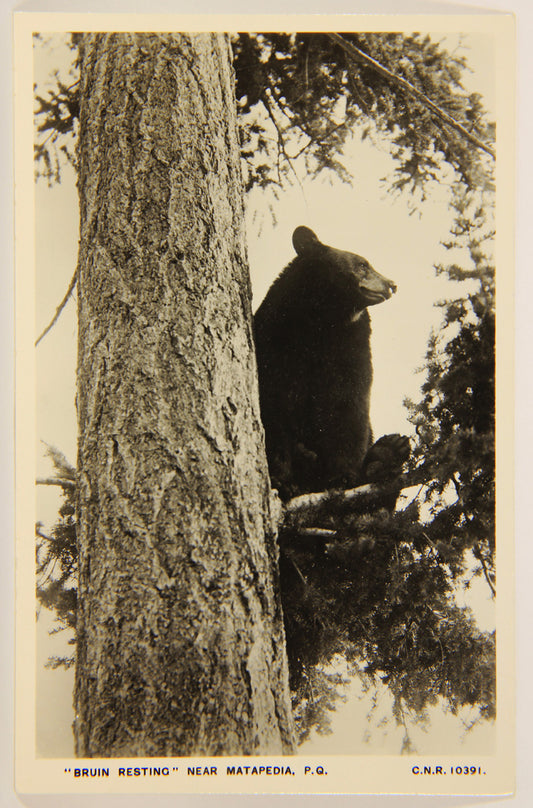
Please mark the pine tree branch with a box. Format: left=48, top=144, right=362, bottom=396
left=329, top=33, right=495, bottom=160
left=282, top=468, right=432, bottom=528
left=284, top=481, right=377, bottom=524
left=35, top=267, right=78, bottom=346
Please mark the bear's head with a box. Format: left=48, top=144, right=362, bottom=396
left=291, top=226, right=397, bottom=323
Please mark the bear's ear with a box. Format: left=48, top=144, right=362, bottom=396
left=292, top=226, right=321, bottom=256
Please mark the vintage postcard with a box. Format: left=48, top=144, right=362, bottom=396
left=14, top=7, right=515, bottom=798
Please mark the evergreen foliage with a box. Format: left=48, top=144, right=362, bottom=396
left=36, top=447, right=77, bottom=668
left=35, top=31, right=496, bottom=749
left=233, top=33, right=493, bottom=197
left=34, top=33, right=494, bottom=196
left=278, top=171, right=495, bottom=742
left=33, top=33, right=80, bottom=184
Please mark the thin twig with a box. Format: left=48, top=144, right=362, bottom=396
left=292, top=118, right=352, bottom=161
left=37, top=129, right=57, bottom=150
left=269, top=84, right=296, bottom=122
left=329, top=33, right=495, bottom=160
left=473, top=543, right=496, bottom=597
left=421, top=530, right=439, bottom=552
left=262, top=93, right=284, bottom=183
left=35, top=268, right=78, bottom=346
left=262, top=91, right=305, bottom=193
left=291, top=557, right=307, bottom=586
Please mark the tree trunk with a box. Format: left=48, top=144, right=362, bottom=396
left=75, top=32, right=295, bottom=757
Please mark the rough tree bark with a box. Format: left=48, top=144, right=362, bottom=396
left=75, top=32, right=295, bottom=757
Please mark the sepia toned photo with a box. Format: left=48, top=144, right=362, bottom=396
left=14, top=9, right=515, bottom=797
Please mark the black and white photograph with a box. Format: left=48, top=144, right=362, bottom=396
left=13, top=8, right=515, bottom=797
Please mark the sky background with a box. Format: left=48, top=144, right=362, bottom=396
left=34, top=30, right=498, bottom=758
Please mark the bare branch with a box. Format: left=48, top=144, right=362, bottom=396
left=262, top=90, right=305, bottom=193
left=473, top=543, right=496, bottom=597
left=329, top=33, right=495, bottom=160
left=36, top=477, right=76, bottom=489
left=35, top=267, right=78, bottom=346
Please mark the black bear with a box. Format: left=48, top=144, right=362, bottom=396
left=254, top=225, right=408, bottom=500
